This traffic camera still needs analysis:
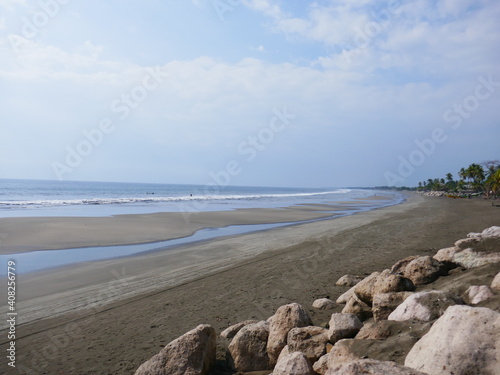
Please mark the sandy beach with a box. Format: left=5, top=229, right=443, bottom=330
left=0, top=194, right=499, bottom=374
left=0, top=199, right=387, bottom=253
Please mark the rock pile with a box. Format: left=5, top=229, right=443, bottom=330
left=134, top=226, right=500, bottom=375
left=421, top=191, right=446, bottom=197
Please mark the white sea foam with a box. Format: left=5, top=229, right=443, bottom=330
left=0, top=189, right=351, bottom=208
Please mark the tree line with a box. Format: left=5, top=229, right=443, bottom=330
left=417, top=160, right=500, bottom=197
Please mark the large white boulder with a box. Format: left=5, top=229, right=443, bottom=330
left=468, top=226, right=500, bottom=239
left=134, top=324, right=216, bottom=375
left=267, top=303, right=312, bottom=366
left=328, top=313, right=363, bottom=343
left=453, top=248, right=500, bottom=269
left=388, top=291, right=463, bottom=321
left=405, top=305, right=500, bottom=375
left=272, top=351, right=314, bottom=375
left=227, top=321, right=270, bottom=372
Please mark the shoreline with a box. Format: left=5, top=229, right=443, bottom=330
left=0, top=195, right=498, bottom=374
left=0, top=195, right=399, bottom=254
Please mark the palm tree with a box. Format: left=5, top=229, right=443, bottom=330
left=458, top=168, right=466, bottom=182
left=445, top=173, right=456, bottom=191
left=491, top=169, right=500, bottom=198
left=484, top=164, right=500, bottom=198
left=465, top=163, right=485, bottom=192
left=470, top=164, right=485, bottom=182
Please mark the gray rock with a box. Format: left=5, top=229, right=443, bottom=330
left=372, top=270, right=415, bottom=300
left=454, top=238, right=478, bottom=249
left=403, top=256, right=447, bottom=285
left=354, top=319, right=431, bottom=341
left=372, top=292, right=413, bottom=321
left=276, top=345, right=291, bottom=364
left=353, top=272, right=380, bottom=305
left=312, top=298, right=337, bottom=310
left=388, top=291, right=463, bottom=321
left=312, top=354, right=329, bottom=375
left=327, top=313, right=363, bottom=344
left=354, top=270, right=414, bottom=306
left=341, top=294, right=373, bottom=321
left=335, top=274, right=364, bottom=287
left=433, top=246, right=459, bottom=263
left=326, top=339, right=362, bottom=368
left=134, top=324, right=216, bottom=375
left=326, top=359, right=429, bottom=375
left=287, top=326, right=329, bottom=362
left=273, top=351, right=315, bottom=375
left=405, top=305, right=500, bottom=375
left=453, top=248, right=500, bottom=269
left=336, top=286, right=356, bottom=304
left=465, top=285, right=495, bottom=305
left=328, top=321, right=432, bottom=366
left=267, top=303, right=312, bottom=366
left=391, top=256, right=419, bottom=274
left=220, top=320, right=258, bottom=339
left=227, top=321, right=270, bottom=372
left=468, top=226, right=500, bottom=239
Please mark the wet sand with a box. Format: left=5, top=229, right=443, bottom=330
left=0, top=205, right=354, bottom=253
left=0, top=195, right=498, bottom=374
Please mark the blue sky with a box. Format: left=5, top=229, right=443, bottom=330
left=0, top=0, right=499, bottom=187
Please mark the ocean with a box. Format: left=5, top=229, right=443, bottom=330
left=0, top=179, right=404, bottom=273
left=0, top=179, right=387, bottom=218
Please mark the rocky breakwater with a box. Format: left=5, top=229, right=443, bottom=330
left=133, top=226, right=500, bottom=375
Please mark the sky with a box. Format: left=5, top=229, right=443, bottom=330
left=0, top=0, right=499, bottom=188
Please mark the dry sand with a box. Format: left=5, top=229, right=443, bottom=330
left=0, top=194, right=499, bottom=374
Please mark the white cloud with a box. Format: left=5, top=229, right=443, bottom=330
left=0, top=0, right=27, bottom=11
left=243, top=0, right=282, bottom=18
left=243, top=0, right=500, bottom=82
left=0, top=38, right=130, bottom=84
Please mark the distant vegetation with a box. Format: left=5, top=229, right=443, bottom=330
left=376, top=160, right=500, bottom=198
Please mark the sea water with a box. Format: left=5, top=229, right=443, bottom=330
left=0, top=179, right=383, bottom=217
